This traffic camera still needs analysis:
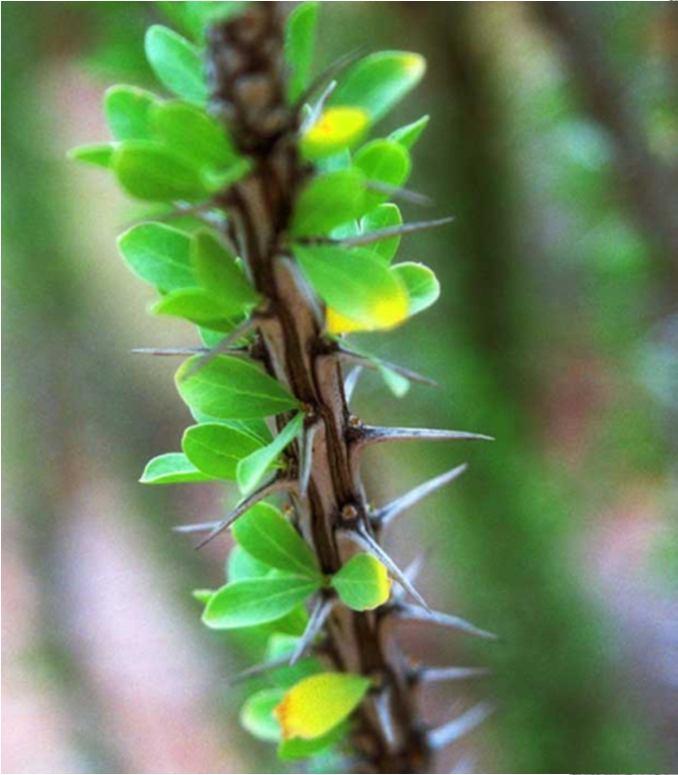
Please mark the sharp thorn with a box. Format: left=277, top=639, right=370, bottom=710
left=427, top=702, right=495, bottom=751
left=392, top=551, right=429, bottom=602
left=337, top=347, right=437, bottom=387
left=298, top=420, right=320, bottom=500
left=373, top=689, right=397, bottom=749
left=181, top=316, right=258, bottom=379
left=227, top=656, right=290, bottom=686
left=336, top=216, right=455, bottom=248
left=418, top=666, right=491, bottom=683
left=294, top=46, right=367, bottom=111
left=339, top=528, right=430, bottom=611
left=364, top=180, right=432, bottom=207
left=186, top=478, right=291, bottom=549
left=289, top=597, right=333, bottom=666
left=357, top=426, right=494, bottom=449
left=343, top=365, right=363, bottom=403
left=300, top=79, right=337, bottom=133
left=397, top=603, right=498, bottom=640
left=372, top=464, right=468, bottom=527
left=172, top=520, right=224, bottom=534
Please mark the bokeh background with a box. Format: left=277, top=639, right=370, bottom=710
left=3, top=2, right=677, bottom=773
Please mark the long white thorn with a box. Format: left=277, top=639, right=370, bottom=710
left=427, top=702, right=495, bottom=751
left=418, top=666, right=491, bottom=683
left=397, top=603, right=497, bottom=640
left=357, top=426, right=494, bottom=449
left=335, top=216, right=455, bottom=248
left=289, top=597, right=333, bottom=665
left=365, top=180, right=432, bottom=207
left=132, top=346, right=208, bottom=357
left=182, top=316, right=259, bottom=379
left=298, top=419, right=320, bottom=500
left=336, top=347, right=437, bottom=387
left=339, top=528, right=430, bottom=611
left=227, top=656, right=290, bottom=686
left=343, top=365, right=363, bottom=403
left=372, top=464, right=468, bottom=527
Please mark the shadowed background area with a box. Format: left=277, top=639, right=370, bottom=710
left=2, top=2, right=677, bottom=773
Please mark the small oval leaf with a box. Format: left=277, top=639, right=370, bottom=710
left=182, top=423, right=264, bottom=480
left=331, top=553, right=391, bottom=611
left=117, top=222, right=195, bottom=292
left=391, top=261, right=440, bottom=316
left=145, top=25, right=207, bottom=104
left=140, top=452, right=215, bottom=484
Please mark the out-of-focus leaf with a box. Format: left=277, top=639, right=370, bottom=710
left=391, top=261, right=440, bottom=315
left=329, top=51, right=425, bottom=123
left=240, top=688, right=285, bottom=742
left=301, top=107, right=369, bottom=160
left=68, top=143, right=115, bottom=169
left=227, top=544, right=273, bottom=582
left=284, top=2, right=319, bottom=102
left=159, top=1, right=246, bottom=42
left=104, top=85, right=158, bottom=140
left=361, top=203, right=403, bottom=263
left=278, top=723, right=348, bottom=761
left=290, top=169, right=366, bottom=237
left=117, top=222, right=195, bottom=292
left=145, top=25, right=207, bottom=104
left=354, top=139, right=411, bottom=212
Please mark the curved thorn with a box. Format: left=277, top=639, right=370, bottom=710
left=339, top=528, right=430, bottom=611
left=227, top=656, right=290, bottom=686
left=357, top=426, right=494, bottom=449
left=289, top=597, right=333, bottom=666
left=298, top=420, right=320, bottom=500
left=343, top=365, right=363, bottom=403
left=336, top=347, right=437, bottom=388
left=427, top=702, right=495, bottom=751
left=397, top=603, right=498, bottom=640
left=372, top=464, right=468, bottom=527
left=181, top=316, right=259, bottom=379
left=189, top=478, right=292, bottom=549
left=418, top=666, right=491, bottom=683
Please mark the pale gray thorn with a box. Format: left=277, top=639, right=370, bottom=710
left=427, top=702, right=495, bottom=751
left=365, top=180, right=433, bottom=207
left=298, top=419, right=320, bottom=500
left=131, top=346, right=234, bottom=357
left=357, top=426, right=494, bottom=449
left=227, top=656, right=290, bottom=686
left=343, top=365, right=363, bottom=403
left=450, top=754, right=476, bottom=774
left=397, top=603, right=498, bottom=641
left=289, top=597, right=333, bottom=666
left=172, top=519, right=224, bottom=534
left=373, top=464, right=468, bottom=527
left=336, top=347, right=437, bottom=387
left=419, top=666, right=491, bottom=683
left=392, top=552, right=428, bottom=603
left=300, top=79, right=337, bottom=133
left=339, top=528, right=430, bottom=611
left=190, top=478, right=292, bottom=549
left=181, top=315, right=259, bottom=379
left=373, top=689, right=397, bottom=749
left=336, top=216, right=455, bottom=248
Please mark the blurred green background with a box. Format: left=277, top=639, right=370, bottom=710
left=2, top=2, right=676, bottom=773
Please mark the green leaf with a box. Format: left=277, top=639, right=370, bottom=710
left=236, top=413, right=304, bottom=494
left=68, top=143, right=115, bottom=169
left=176, top=355, right=299, bottom=420
left=202, top=576, right=320, bottom=629
left=354, top=139, right=411, bottom=212
left=159, top=1, right=246, bottom=42
left=192, top=232, right=259, bottom=315
left=151, top=287, right=234, bottom=330
left=361, top=203, right=402, bottom=264
left=290, top=169, right=366, bottom=237
left=240, top=688, right=284, bottom=742
left=232, top=502, right=320, bottom=578
left=275, top=672, right=371, bottom=740
left=113, top=141, right=208, bottom=201
left=293, top=244, right=409, bottom=333
left=192, top=588, right=214, bottom=604
left=145, top=25, right=207, bottom=104
left=104, top=85, right=158, bottom=140
left=329, top=51, right=425, bottom=123
left=227, top=544, right=273, bottom=582
left=150, top=100, right=237, bottom=169
left=182, top=423, right=264, bottom=480
left=284, top=2, right=319, bottom=102
left=139, top=452, right=215, bottom=484
left=391, top=261, right=440, bottom=315
left=278, top=723, right=347, bottom=761
left=330, top=553, right=391, bottom=611
left=389, top=114, right=429, bottom=150
left=117, top=222, right=195, bottom=292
